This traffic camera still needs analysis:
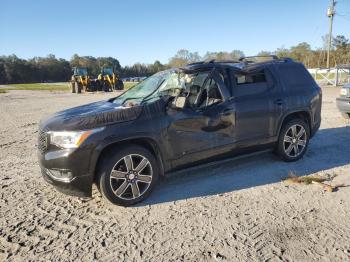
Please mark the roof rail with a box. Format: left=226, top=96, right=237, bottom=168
left=187, top=59, right=240, bottom=66
left=186, top=61, right=206, bottom=66
left=206, top=59, right=240, bottom=64
left=238, top=56, right=294, bottom=66
left=280, top=57, right=294, bottom=62
left=239, top=55, right=279, bottom=62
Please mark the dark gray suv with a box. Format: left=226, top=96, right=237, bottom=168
left=38, top=56, right=322, bottom=206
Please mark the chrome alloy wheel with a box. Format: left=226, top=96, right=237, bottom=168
left=283, top=124, right=307, bottom=158
left=109, top=154, right=153, bottom=200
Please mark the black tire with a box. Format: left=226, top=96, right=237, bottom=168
left=114, top=80, right=123, bottom=90
left=97, top=145, right=159, bottom=206
left=118, top=80, right=124, bottom=90
left=276, top=118, right=310, bottom=162
left=96, top=80, right=102, bottom=91
left=76, top=82, right=82, bottom=94
left=102, top=81, right=110, bottom=92
left=341, top=112, right=350, bottom=119
left=71, top=82, right=76, bottom=93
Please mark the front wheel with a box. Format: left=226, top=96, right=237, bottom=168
left=276, top=119, right=309, bottom=162
left=97, top=145, right=159, bottom=206
left=117, top=80, right=124, bottom=90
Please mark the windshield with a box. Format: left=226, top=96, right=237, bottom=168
left=113, top=69, right=208, bottom=106
left=75, top=68, right=87, bottom=76
left=102, top=68, right=113, bottom=75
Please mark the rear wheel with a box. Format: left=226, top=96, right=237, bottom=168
left=71, top=82, right=76, bottom=93
left=76, top=82, right=82, bottom=93
left=276, top=119, right=309, bottom=162
left=97, top=145, right=159, bottom=206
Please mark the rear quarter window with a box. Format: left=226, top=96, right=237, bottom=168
left=277, top=64, right=314, bottom=91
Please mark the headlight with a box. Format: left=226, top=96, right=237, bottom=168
left=340, top=88, right=350, bottom=97
left=48, top=127, right=104, bottom=149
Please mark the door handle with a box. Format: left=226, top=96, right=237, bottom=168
left=274, top=99, right=285, bottom=106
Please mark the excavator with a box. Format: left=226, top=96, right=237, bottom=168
left=97, top=67, right=124, bottom=91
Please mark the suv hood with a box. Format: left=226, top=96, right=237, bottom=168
left=40, top=100, right=143, bottom=131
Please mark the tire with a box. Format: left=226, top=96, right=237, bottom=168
left=276, top=118, right=310, bottom=162
left=341, top=112, right=350, bottom=119
left=71, top=82, right=76, bottom=93
left=97, top=145, right=159, bottom=206
left=103, top=81, right=110, bottom=92
left=118, top=80, right=124, bottom=90
left=96, top=80, right=102, bottom=91
left=76, top=82, right=82, bottom=94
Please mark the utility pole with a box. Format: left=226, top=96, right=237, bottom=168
left=327, top=0, right=336, bottom=68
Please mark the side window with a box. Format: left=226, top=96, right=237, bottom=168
left=236, top=71, right=266, bottom=85
left=185, top=72, right=209, bottom=108
left=233, top=70, right=269, bottom=97
left=199, top=77, right=223, bottom=108
left=207, top=80, right=223, bottom=106
left=278, top=64, right=314, bottom=91
left=187, top=76, right=223, bottom=108
left=218, top=69, right=232, bottom=96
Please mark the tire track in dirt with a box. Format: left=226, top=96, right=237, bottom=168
left=1, top=89, right=349, bottom=261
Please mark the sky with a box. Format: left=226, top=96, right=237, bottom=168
left=1, top=0, right=350, bottom=66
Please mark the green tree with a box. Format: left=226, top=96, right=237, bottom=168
left=97, top=57, right=122, bottom=74
left=256, top=51, right=272, bottom=56
left=230, top=50, right=245, bottom=60
left=333, top=35, right=349, bottom=49
left=169, top=49, right=201, bottom=67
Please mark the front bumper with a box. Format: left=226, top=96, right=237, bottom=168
left=41, top=167, right=92, bottom=197
left=336, top=97, right=350, bottom=113
left=38, top=147, right=94, bottom=198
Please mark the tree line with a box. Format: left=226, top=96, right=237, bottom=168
left=0, top=35, right=349, bottom=84
left=257, top=35, right=350, bottom=68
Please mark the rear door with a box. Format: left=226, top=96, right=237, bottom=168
left=230, top=67, right=283, bottom=143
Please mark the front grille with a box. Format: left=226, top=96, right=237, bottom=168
left=38, top=128, right=48, bottom=153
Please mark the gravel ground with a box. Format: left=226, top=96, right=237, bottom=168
left=0, top=88, right=349, bottom=261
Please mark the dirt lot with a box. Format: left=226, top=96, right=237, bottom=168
left=0, top=88, right=349, bottom=261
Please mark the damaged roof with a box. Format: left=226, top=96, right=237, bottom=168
left=182, top=56, right=295, bottom=72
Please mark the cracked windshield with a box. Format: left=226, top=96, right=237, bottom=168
left=113, top=70, right=209, bottom=106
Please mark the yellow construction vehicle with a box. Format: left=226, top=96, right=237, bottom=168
left=97, top=67, right=124, bottom=91
left=71, top=67, right=90, bottom=93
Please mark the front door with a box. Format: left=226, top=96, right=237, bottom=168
left=166, top=69, right=236, bottom=167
